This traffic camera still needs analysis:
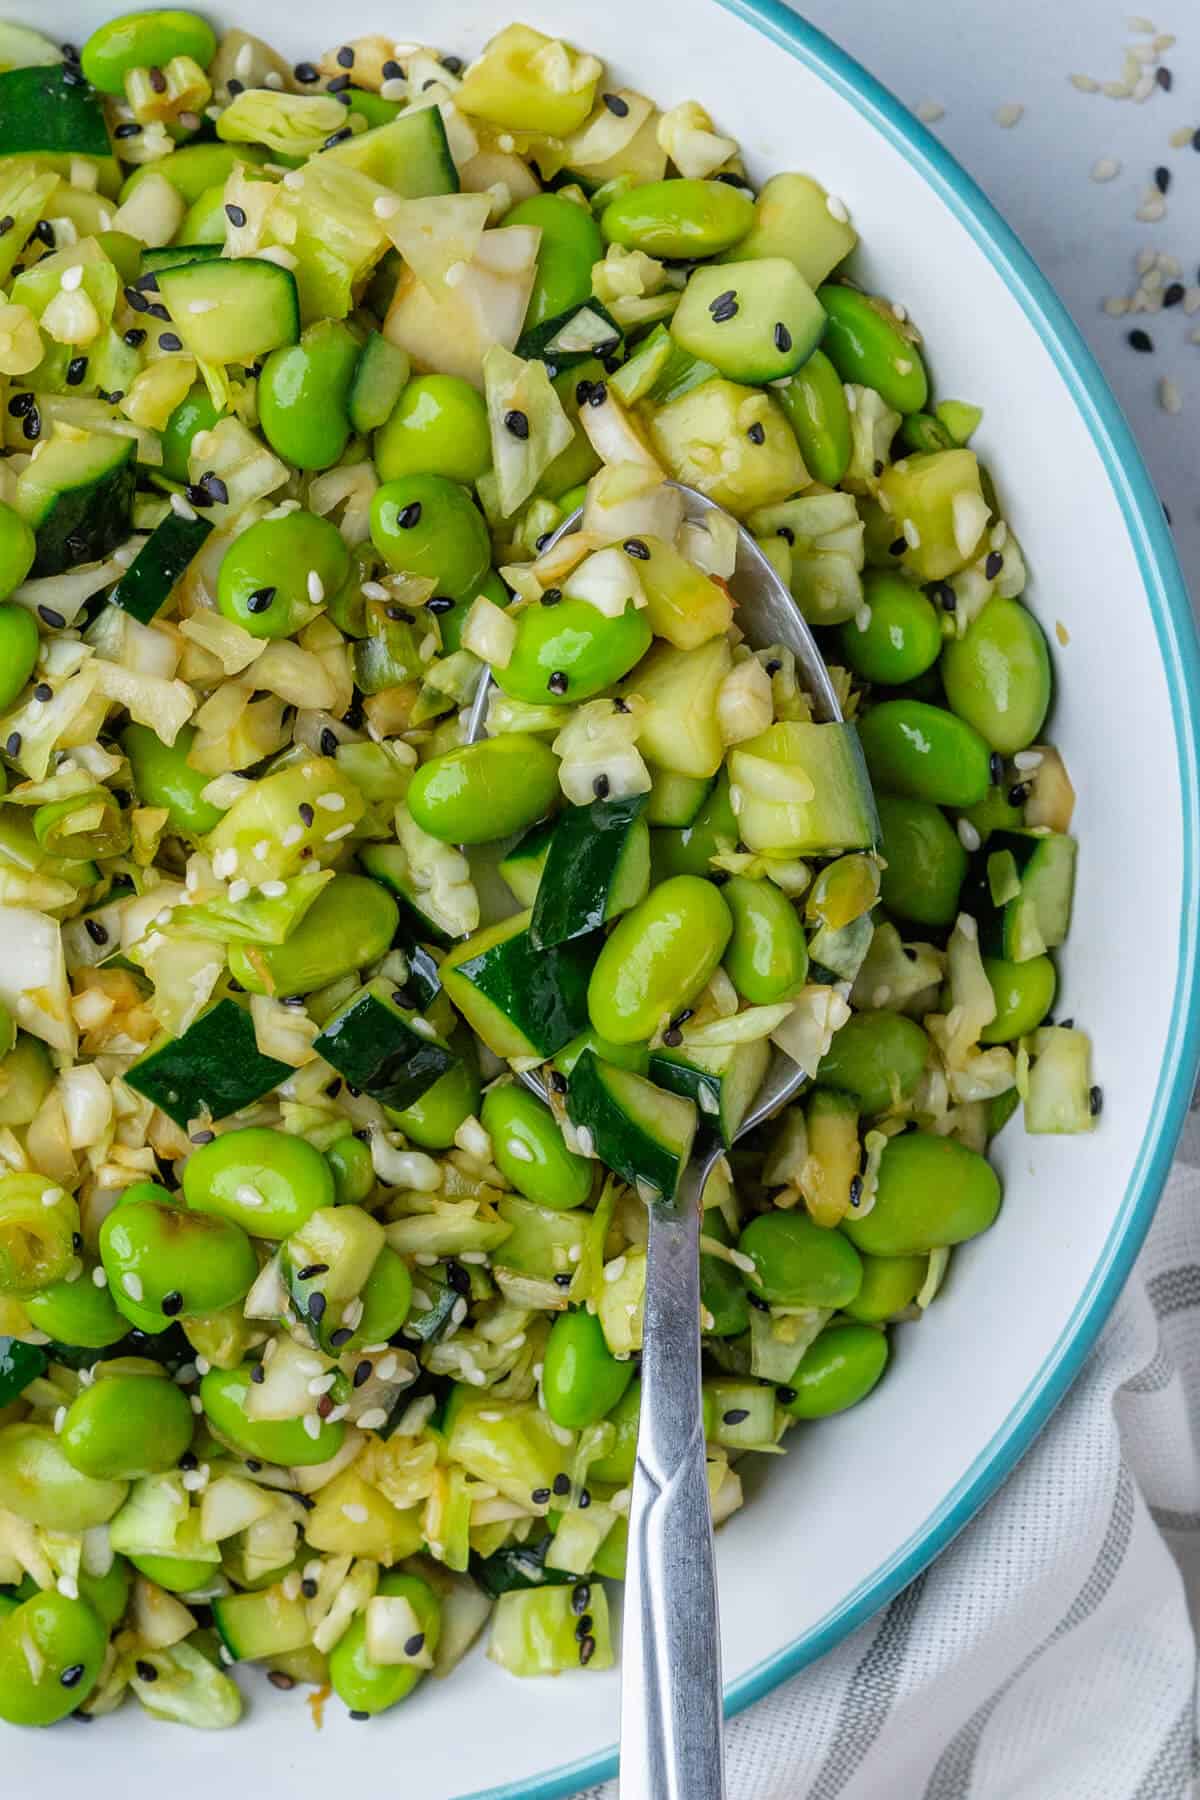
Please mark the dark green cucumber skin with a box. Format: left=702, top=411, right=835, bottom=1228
left=469, top=1537, right=576, bottom=1597
left=531, top=794, right=647, bottom=949
left=565, top=1049, right=682, bottom=1197
left=393, top=941, right=442, bottom=1013
left=0, top=65, right=111, bottom=157
left=314, top=989, right=454, bottom=1111
left=455, top=925, right=596, bottom=1059
left=358, top=842, right=457, bottom=947
left=965, top=830, right=1073, bottom=958
left=397, top=1283, right=459, bottom=1349
left=140, top=244, right=224, bottom=275
left=0, top=1337, right=48, bottom=1407
left=648, top=1050, right=729, bottom=1148
left=126, top=997, right=291, bottom=1128
left=32, top=441, right=135, bottom=577
left=110, top=513, right=212, bottom=623
left=515, top=299, right=622, bottom=372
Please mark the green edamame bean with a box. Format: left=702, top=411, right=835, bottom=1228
left=775, top=350, right=852, bottom=487
left=554, top=1029, right=650, bottom=1078
left=121, top=142, right=269, bottom=207
left=161, top=382, right=221, bottom=484
left=838, top=571, right=943, bottom=687
left=481, top=1082, right=593, bottom=1211
left=325, top=1133, right=375, bottom=1205
left=374, top=375, right=491, bottom=487
left=180, top=181, right=231, bottom=244
left=588, top=875, right=733, bottom=1044
left=0, top=509, right=36, bottom=605
left=505, top=193, right=604, bottom=328
left=78, top=1556, right=131, bottom=1631
left=780, top=1322, right=889, bottom=1418
left=436, top=568, right=510, bottom=657
left=370, top=474, right=491, bottom=600
left=650, top=773, right=738, bottom=882
left=700, top=1210, right=750, bottom=1337
left=329, top=1571, right=441, bottom=1716
left=542, top=1307, right=634, bottom=1431
left=842, top=1129, right=1002, bottom=1256
left=721, top=875, right=809, bottom=1004
left=840, top=1251, right=927, bottom=1322
left=24, top=1271, right=128, bottom=1348
left=100, top=1196, right=258, bottom=1320
left=601, top=179, right=754, bottom=259
left=875, top=793, right=967, bottom=928
left=346, top=1247, right=412, bottom=1349
left=817, top=284, right=929, bottom=413
left=941, top=597, right=1052, bottom=754
left=0, top=1174, right=78, bottom=1296
left=0, top=1591, right=108, bottom=1725
left=81, top=8, right=216, bottom=93
left=217, top=512, right=350, bottom=641
left=60, top=1373, right=193, bottom=1481
left=407, top=736, right=559, bottom=845
left=496, top=596, right=652, bottom=705
left=122, top=722, right=224, bottom=839
left=737, top=1210, right=863, bottom=1309
left=588, top=1379, right=641, bottom=1485
left=816, top=1011, right=930, bottom=1114
left=258, top=321, right=360, bottom=472
left=227, top=875, right=398, bottom=997
left=980, top=954, right=1056, bottom=1043
left=386, top=1031, right=480, bottom=1150
left=184, top=1127, right=334, bottom=1240
left=200, top=1365, right=346, bottom=1467
left=858, top=699, right=991, bottom=807
left=0, top=1424, right=127, bottom=1530
left=127, top=1552, right=217, bottom=1594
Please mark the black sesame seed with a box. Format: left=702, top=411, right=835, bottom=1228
left=268, top=1670, right=296, bottom=1690
left=574, top=1614, right=593, bottom=1640
left=873, top=458, right=884, bottom=477
left=329, top=1327, right=354, bottom=1350
left=662, top=1027, right=683, bottom=1047
left=5, top=733, right=20, bottom=758
left=541, top=587, right=562, bottom=607
left=575, top=377, right=595, bottom=406
left=1154, top=165, right=1171, bottom=194
left=298, top=801, right=315, bottom=826
left=353, top=1360, right=372, bottom=1388
left=298, top=1262, right=330, bottom=1281
left=602, top=91, right=629, bottom=117
left=849, top=1174, right=864, bottom=1208
left=1128, top=328, right=1154, bottom=353
left=425, top=594, right=454, bottom=614
left=184, top=482, right=213, bottom=509
left=777, top=1385, right=797, bottom=1404
left=337, top=45, right=355, bottom=66
left=764, top=659, right=782, bottom=679
left=323, top=127, right=354, bottom=148
left=114, top=121, right=142, bottom=139
left=612, top=696, right=630, bottom=713
left=22, top=406, right=40, bottom=441
left=294, top=60, right=319, bottom=82
left=552, top=1473, right=571, bottom=1497
left=1156, top=65, right=1172, bottom=90
left=577, top=1487, right=591, bottom=1509
left=421, top=78, right=437, bottom=91
left=889, top=535, right=908, bottom=556
left=586, top=381, right=608, bottom=407
left=308, top=1292, right=327, bottom=1322
left=179, top=1450, right=198, bottom=1471
left=32, top=218, right=55, bottom=248
left=65, top=356, right=88, bottom=386
left=382, top=59, right=404, bottom=79
left=502, top=407, right=529, bottom=439
left=989, top=752, right=1004, bottom=785
left=1089, top=1085, right=1103, bottom=1117
left=158, top=332, right=182, bottom=352
left=148, top=65, right=167, bottom=93
left=1163, top=282, right=1185, bottom=308
left=593, top=774, right=611, bottom=799
left=548, top=671, right=568, bottom=695
left=623, top=537, right=650, bottom=560
left=774, top=321, right=792, bottom=353
left=554, top=1271, right=573, bottom=1287
left=0, top=217, right=11, bottom=237
left=777, top=525, right=795, bottom=545
left=246, top=587, right=276, bottom=614
left=578, top=1635, right=596, bottom=1666
left=226, top=77, right=244, bottom=96
left=550, top=1070, right=568, bottom=1095
left=136, top=1659, right=158, bottom=1682
left=1007, top=782, right=1031, bottom=806
left=326, top=73, right=350, bottom=92
left=162, top=1291, right=183, bottom=1317
left=146, top=301, right=171, bottom=322
left=535, top=532, right=552, bottom=553
left=297, top=1491, right=316, bottom=1511
left=747, top=1291, right=770, bottom=1312
left=60, top=1665, right=86, bottom=1689
left=571, top=1583, right=591, bottom=1615
left=84, top=916, right=108, bottom=945
left=95, top=387, right=123, bottom=404
left=397, top=500, right=422, bottom=529
left=403, top=1633, right=425, bottom=1657
left=442, top=54, right=464, bottom=74
left=250, top=1363, right=266, bottom=1383
left=301, top=1578, right=319, bottom=1600
left=349, top=1710, right=370, bottom=1721
left=530, top=1486, right=552, bottom=1504
left=225, top=202, right=247, bottom=228
left=722, top=1407, right=749, bottom=1425
left=932, top=581, right=956, bottom=612
left=747, top=421, right=766, bottom=445
left=446, top=1261, right=471, bottom=1297
left=985, top=550, right=1004, bottom=580
left=201, top=473, right=228, bottom=504
left=320, top=727, right=339, bottom=757
left=190, top=1128, right=215, bottom=1144
left=708, top=287, right=737, bottom=317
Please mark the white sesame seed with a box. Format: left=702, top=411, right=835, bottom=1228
left=1101, top=80, right=1133, bottom=98
left=459, top=1251, right=488, bottom=1265
left=450, top=1297, right=468, bottom=1325
left=307, top=571, right=325, bottom=605
left=188, top=298, right=218, bottom=314
left=234, top=1182, right=264, bottom=1209
left=194, top=1357, right=210, bottom=1376
left=356, top=1408, right=388, bottom=1431
left=1170, top=125, right=1195, bottom=148
left=844, top=384, right=858, bottom=413
left=234, top=41, right=253, bottom=76
left=316, top=791, right=346, bottom=811
left=303, top=1413, right=322, bottom=1440
left=574, top=1126, right=594, bottom=1158
left=361, top=581, right=389, bottom=600
left=1069, top=73, right=1099, bottom=93
left=227, top=878, right=251, bottom=902
left=60, top=264, right=84, bottom=291
left=340, top=1502, right=370, bottom=1526
left=212, top=848, right=238, bottom=878
left=181, top=1468, right=206, bottom=1492
left=170, top=493, right=197, bottom=521
left=92, top=1266, right=108, bottom=1288
left=264, top=69, right=284, bottom=89
left=568, top=1244, right=582, bottom=1263
left=53, top=1406, right=66, bottom=1434
left=957, top=817, right=982, bottom=852
left=1013, top=750, right=1044, bottom=772
left=479, top=1410, right=502, bottom=1423
left=894, top=357, right=913, bottom=376
left=373, top=193, right=401, bottom=219
left=122, top=1272, right=143, bottom=1302
left=505, top=1137, right=534, bottom=1163
left=604, top=1256, right=627, bottom=1284
left=825, top=194, right=849, bottom=222
left=308, top=1373, right=337, bottom=1396
left=1132, top=72, right=1156, bottom=101
left=1103, top=297, right=1130, bottom=316
left=915, top=99, right=944, bottom=123
left=993, top=103, right=1024, bottom=127
left=413, top=1252, right=437, bottom=1266
left=1158, top=375, right=1182, bottom=414
left=854, top=605, right=872, bottom=632
left=1136, top=192, right=1166, bottom=222
left=41, top=1187, right=61, bottom=1208
left=190, top=1395, right=203, bottom=1414
left=380, top=79, right=406, bottom=102
left=282, top=824, right=304, bottom=847
left=57, top=1575, right=79, bottom=1600
left=1091, top=157, right=1121, bottom=182
left=377, top=1354, right=399, bottom=1381
left=260, top=880, right=287, bottom=897
left=902, top=518, right=922, bottom=548
left=344, top=1298, right=364, bottom=1330
left=324, top=822, right=355, bottom=842
left=872, top=985, right=892, bottom=1007
left=252, top=839, right=270, bottom=860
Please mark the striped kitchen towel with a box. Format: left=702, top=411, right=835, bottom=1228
left=579, top=1114, right=1200, bottom=1799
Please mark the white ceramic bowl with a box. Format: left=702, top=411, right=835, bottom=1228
left=11, top=1, right=1200, bottom=1794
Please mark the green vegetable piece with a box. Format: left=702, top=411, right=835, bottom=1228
left=227, top=874, right=398, bottom=997
left=840, top=1251, right=927, bottom=1323
left=737, top=1210, right=863, bottom=1309
left=700, top=1210, right=751, bottom=1337
left=817, top=283, right=929, bottom=413
left=370, top=473, right=491, bottom=599
left=858, top=699, right=991, bottom=807
left=875, top=792, right=967, bottom=928
left=160, top=381, right=221, bottom=484
left=347, top=331, right=409, bottom=435
left=179, top=181, right=232, bottom=244
left=0, top=1335, right=46, bottom=1407
left=81, top=9, right=216, bottom=93
left=184, top=1126, right=335, bottom=1241
left=543, top=1308, right=634, bottom=1431
left=374, top=373, right=491, bottom=486
left=200, top=1365, right=346, bottom=1467
left=482, top=1082, right=593, bottom=1212
left=506, top=192, right=604, bottom=329
left=127, top=998, right=291, bottom=1128
left=774, top=349, right=852, bottom=487
left=0, top=1173, right=78, bottom=1297
left=348, top=1246, right=412, bottom=1348
left=497, top=595, right=652, bottom=705
left=935, top=399, right=984, bottom=445
left=217, top=510, right=350, bottom=640
left=325, top=1132, right=375, bottom=1206
left=329, top=1572, right=441, bottom=1716
left=314, top=980, right=456, bottom=1112
left=780, top=1321, right=889, bottom=1418
left=0, top=1423, right=127, bottom=1530
left=838, top=571, right=943, bottom=686
left=24, top=1273, right=128, bottom=1348
left=842, top=1130, right=1002, bottom=1255
left=0, top=1591, right=107, bottom=1724
left=601, top=178, right=754, bottom=259
left=587, top=1379, right=641, bottom=1486
left=122, top=721, right=224, bottom=839
left=588, top=874, right=732, bottom=1044
left=126, top=1551, right=218, bottom=1593
left=109, top=511, right=213, bottom=625
left=78, top=1556, right=131, bottom=1631
left=672, top=258, right=826, bottom=384
left=258, top=319, right=360, bottom=472
left=0, top=510, right=36, bottom=607
left=60, top=1372, right=194, bottom=1481
left=100, top=1194, right=258, bottom=1322
left=980, top=953, right=1057, bottom=1042
left=385, top=1031, right=481, bottom=1150
left=0, top=1036, right=53, bottom=1128
left=721, top=874, right=809, bottom=1004
left=816, top=1011, right=930, bottom=1115
left=650, top=772, right=738, bottom=881
left=941, top=597, right=1053, bottom=754
left=407, top=735, right=559, bottom=845
left=531, top=794, right=650, bottom=948
left=442, top=910, right=594, bottom=1062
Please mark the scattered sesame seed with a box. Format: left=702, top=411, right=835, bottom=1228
left=1158, top=375, right=1182, bottom=413
left=122, top=1272, right=143, bottom=1302
left=1091, top=157, right=1121, bottom=182
left=915, top=99, right=945, bottom=123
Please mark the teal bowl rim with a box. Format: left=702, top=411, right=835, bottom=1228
left=468, top=1, right=1200, bottom=1793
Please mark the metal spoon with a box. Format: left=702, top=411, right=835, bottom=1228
left=466, top=482, right=841, bottom=1800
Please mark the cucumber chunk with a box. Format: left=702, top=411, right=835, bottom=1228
left=672, top=258, right=826, bottom=384
left=566, top=1050, right=697, bottom=1199
left=126, top=997, right=291, bottom=1128
left=442, top=912, right=594, bottom=1061
left=649, top=1035, right=770, bottom=1148
left=16, top=430, right=135, bottom=577
left=314, top=978, right=457, bottom=1111
left=530, top=794, right=650, bottom=948
left=157, top=257, right=300, bottom=365
left=0, top=64, right=111, bottom=158
left=109, top=511, right=212, bottom=624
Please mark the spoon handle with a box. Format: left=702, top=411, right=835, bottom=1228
left=619, top=1152, right=726, bottom=1800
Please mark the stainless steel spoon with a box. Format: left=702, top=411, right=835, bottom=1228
left=466, top=482, right=840, bottom=1800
